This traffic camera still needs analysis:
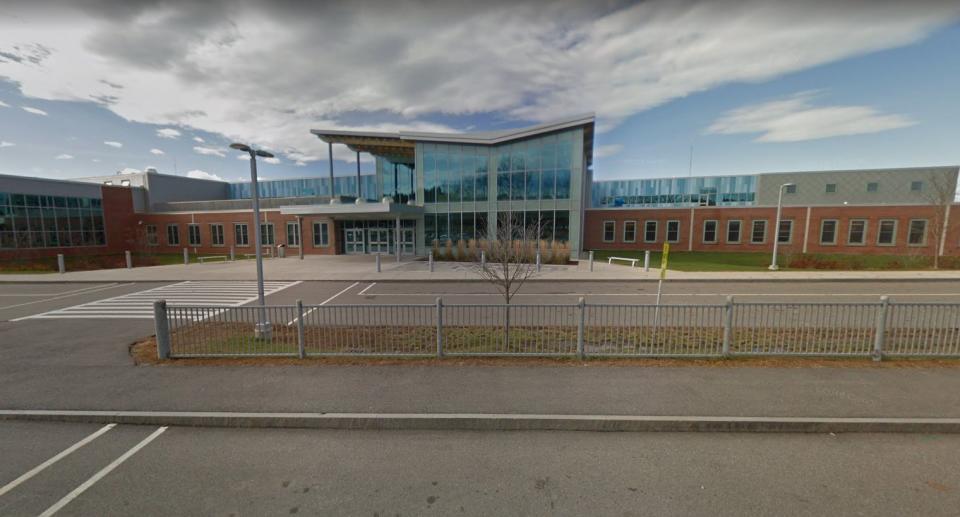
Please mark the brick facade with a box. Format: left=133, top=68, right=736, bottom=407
left=584, top=204, right=960, bottom=257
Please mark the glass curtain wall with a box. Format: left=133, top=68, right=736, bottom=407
left=0, top=192, right=106, bottom=249
left=229, top=176, right=379, bottom=200
left=377, top=159, right=416, bottom=203
left=592, top=175, right=757, bottom=208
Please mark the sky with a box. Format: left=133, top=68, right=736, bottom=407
left=0, top=0, right=958, bottom=184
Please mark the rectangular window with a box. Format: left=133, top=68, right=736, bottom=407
left=286, top=221, right=300, bottom=247
left=819, top=219, right=838, bottom=245
left=187, top=224, right=201, bottom=246
left=145, top=224, right=158, bottom=246
left=825, top=183, right=836, bottom=193
left=867, top=182, right=879, bottom=193
left=726, top=220, right=742, bottom=243
left=210, top=223, right=225, bottom=246
left=666, top=220, right=680, bottom=243
left=166, top=224, right=180, bottom=246
left=777, top=220, right=793, bottom=243
left=312, top=222, right=330, bottom=247
left=751, top=220, right=766, bottom=244
left=602, top=221, right=615, bottom=243
left=644, top=221, right=658, bottom=243
left=910, top=181, right=923, bottom=192
left=703, top=220, right=718, bottom=243
left=234, top=223, right=249, bottom=246
left=260, top=223, right=275, bottom=245
left=622, top=221, right=636, bottom=243
left=908, top=219, right=927, bottom=245
left=784, top=184, right=797, bottom=194
left=847, top=219, right=867, bottom=245
left=877, top=219, right=896, bottom=245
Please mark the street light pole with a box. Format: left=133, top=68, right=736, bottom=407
left=769, top=182, right=795, bottom=271
left=231, top=143, right=275, bottom=338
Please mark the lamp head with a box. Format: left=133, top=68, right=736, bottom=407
left=255, top=149, right=274, bottom=158
left=229, top=143, right=251, bottom=153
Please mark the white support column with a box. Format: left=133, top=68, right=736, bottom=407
left=687, top=208, right=695, bottom=252
left=802, top=206, right=811, bottom=254
left=396, top=216, right=401, bottom=262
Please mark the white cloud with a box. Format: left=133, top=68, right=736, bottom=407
left=594, top=144, right=623, bottom=158
left=92, top=158, right=101, bottom=162
left=149, top=148, right=165, bottom=155
left=193, top=136, right=205, bottom=143
left=193, top=146, right=225, bottom=157
left=0, top=0, right=956, bottom=162
left=118, top=167, right=140, bottom=174
left=263, top=157, right=280, bottom=164
left=22, top=106, right=47, bottom=116
left=0, top=100, right=9, bottom=108
left=54, top=153, right=73, bottom=159
left=156, top=128, right=181, bottom=139
left=706, top=92, right=916, bottom=142
left=103, top=140, right=123, bottom=148
left=0, top=140, right=14, bottom=148
left=186, top=169, right=225, bottom=181
left=235, top=153, right=250, bottom=160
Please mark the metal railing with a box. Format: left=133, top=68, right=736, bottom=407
left=153, top=297, right=960, bottom=360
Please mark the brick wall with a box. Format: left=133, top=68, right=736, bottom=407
left=584, top=204, right=960, bottom=257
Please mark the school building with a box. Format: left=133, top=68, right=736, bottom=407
left=1, top=113, right=958, bottom=262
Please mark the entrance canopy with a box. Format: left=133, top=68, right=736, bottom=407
left=279, top=200, right=422, bottom=219
left=309, top=130, right=414, bottom=163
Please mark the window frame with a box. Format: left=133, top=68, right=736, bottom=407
left=166, top=224, right=180, bottom=246
left=825, top=183, right=837, bottom=194
left=866, top=182, right=879, bottom=193
left=776, top=219, right=794, bottom=244
left=210, top=223, right=225, bottom=247
left=665, top=220, right=680, bottom=243
left=187, top=223, right=202, bottom=247
left=876, top=219, right=897, bottom=246
left=726, top=219, right=742, bottom=244
left=702, top=219, right=718, bottom=244
left=643, top=220, right=658, bottom=243
left=622, top=220, right=637, bottom=243
left=286, top=221, right=300, bottom=248
left=910, top=181, right=923, bottom=192
left=750, top=220, right=767, bottom=244
left=846, top=219, right=868, bottom=246
left=260, top=222, right=275, bottom=246
left=819, top=219, right=839, bottom=245
left=907, top=219, right=928, bottom=246
left=602, top=220, right=615, bottom=243
left=233, top=223, right=250, bottom=247
left=312, top=221, right=330, bottom=247
left=145, top=224, right=159, bottom=246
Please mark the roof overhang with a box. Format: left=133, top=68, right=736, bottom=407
left=280, top=201, right=423, bottom=219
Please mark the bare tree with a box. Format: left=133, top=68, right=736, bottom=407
left=471, top=215, right=544, bottom=349
left=924, top=172, right=957, bottom=269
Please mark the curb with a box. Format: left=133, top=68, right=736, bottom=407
left=2, top=410, right=959, bottom=433
left=2, top=277, right=960, bottom=284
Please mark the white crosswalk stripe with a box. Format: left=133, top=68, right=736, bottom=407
left=18, top=281, right=301, bottom=320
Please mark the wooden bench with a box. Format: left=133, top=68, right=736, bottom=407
left=607, top=256, right=639, bottom=267
left=198, top=255, right=228, bottom=263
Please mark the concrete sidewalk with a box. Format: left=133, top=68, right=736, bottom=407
left=1, top=318, right=959, bottom=420
left=3, top=254, right=960, bottom=282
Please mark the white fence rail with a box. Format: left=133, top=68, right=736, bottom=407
left=153, top=297, right=960, bottom=360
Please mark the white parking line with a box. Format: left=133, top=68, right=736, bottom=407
left=0, top=424, right=116, bottom=499
left=358, top=282, right=376, bottom=295
left=0, top=283, right=128, bottom=311
left=362, top=290, right=960, bottom=298
left=288, top=281, right=359, bottom=325
left=38, top=426, right=168, bottom=517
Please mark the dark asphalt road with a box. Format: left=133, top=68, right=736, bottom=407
left=1, top=421, right=959, bottom=516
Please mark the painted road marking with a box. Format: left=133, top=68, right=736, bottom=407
left=38, top=426, right=168, bottom=517
left=0, top=424, right=116, bottom=499
left=15, top=281, right=301, bottom=320
left=0, top=283, right=129, bottom=311
left=287, top=281, right=359, bottom=325
left=358, top=282, right=376, bottom=295
left=361, top=289, right=960, bottom=298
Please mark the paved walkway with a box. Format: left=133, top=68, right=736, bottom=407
left=4, top=254, right=960, bottom=282
left=1, top=317, right=958, bottom=418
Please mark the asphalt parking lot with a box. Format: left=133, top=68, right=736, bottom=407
left=4, top=279, right=960, bottom=323
left=1, top=421, right=958, bottom=516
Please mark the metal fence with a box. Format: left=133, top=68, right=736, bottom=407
left=153, top=296, right=960, bottom=360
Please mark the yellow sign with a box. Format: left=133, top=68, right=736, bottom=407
left=660, top=242, right=670, bottom=280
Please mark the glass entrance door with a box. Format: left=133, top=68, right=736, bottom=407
left=344, top=228, right=365, bottom=254
left=400, top=228, right=415, bottom=254
left=368, top=228, right=391, bottom=254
